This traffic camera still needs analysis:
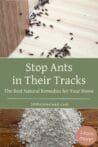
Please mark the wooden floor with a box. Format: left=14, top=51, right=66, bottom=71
left=0, top=109, right=98, bottom=147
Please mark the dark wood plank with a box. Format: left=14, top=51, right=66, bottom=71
left=0, top=0, right=29, bottom=57
left=0, top=109, right=24, bottom=146
left=0, top=1, right=9, bottom=56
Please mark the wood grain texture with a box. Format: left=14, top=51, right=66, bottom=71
left=0, top=1, right=8, bottom=57
left=0, top=109, right=98, bottom=147
left=0, top=109, right=24, bottom=146
left=0, top=0, right=29, bottom=57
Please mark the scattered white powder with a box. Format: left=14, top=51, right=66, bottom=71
left=18, top=109, right=83, bottom=147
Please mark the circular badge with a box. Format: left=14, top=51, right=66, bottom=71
left=76, top=126, right=97, bottom=146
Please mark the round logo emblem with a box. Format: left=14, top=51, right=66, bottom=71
left=76, top=126, right=97, bottom=146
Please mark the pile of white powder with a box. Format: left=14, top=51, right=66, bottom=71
left=18, top=109, right=83, bottom=147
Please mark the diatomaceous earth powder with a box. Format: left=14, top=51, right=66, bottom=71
left=18, top=109, right=83, bottom=147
